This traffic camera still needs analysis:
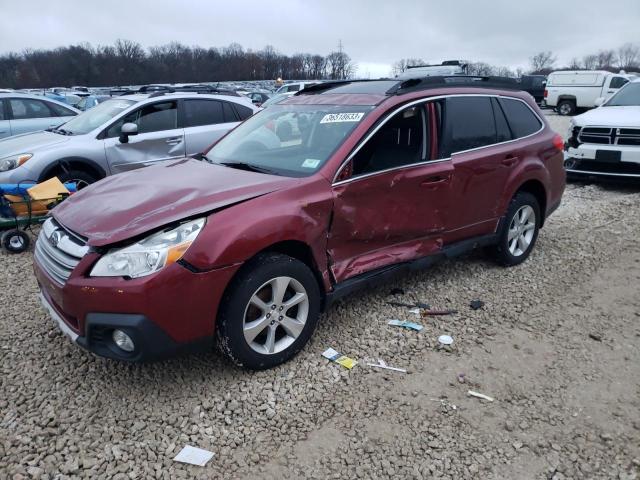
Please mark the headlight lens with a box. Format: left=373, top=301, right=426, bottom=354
left=568, top=119, right=576, bottom=138
left=0, top=153, right=32, bottom=172
left=90, top=218, right=205, bottom=278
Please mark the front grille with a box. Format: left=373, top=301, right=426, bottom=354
left=35, top=218, right=89, bottom=285
left=578, top=127, right=612, bottom=145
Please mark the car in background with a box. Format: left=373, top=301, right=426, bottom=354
left=518, top=75, right=546, bottom=104
left=565, top=79, right=640, bottom=180
left=544, top=70, right=634, bottom=115
left=0, top=92, right=257, bottom=188
left=0, top=93, right=79, bottom=139
left=33, top=77, right=565, bottom=367
left=274, top=81, right=321, bottom=94
left=76, top=95, right=110, bottom=111
left=261, top=92, right=295, bottom=108
left=246, top=91, right=272, bottom=107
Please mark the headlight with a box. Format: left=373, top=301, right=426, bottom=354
left=0, top=154, right=32, bottom=172
left=568, top=119, right=576, bottom=138
left=90, top=218, right=205, bottom=278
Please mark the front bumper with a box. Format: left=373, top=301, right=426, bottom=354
left=35, top=249, right=241, bottom=362
left=565, top=144, right=640, bottom=180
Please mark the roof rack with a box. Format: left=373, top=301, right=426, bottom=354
left=386, top=76, right=520, bottom=95
left=135, top=84, right=242, bottom=97
left=297, top=79, right=391, bottom=95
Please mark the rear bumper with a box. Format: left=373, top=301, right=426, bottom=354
left=34, top=250, right=241, bottom=362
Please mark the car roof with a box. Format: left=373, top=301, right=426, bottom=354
left=111, top=92, right=255, bottom=105
left=0, top=92, right=81, bottom=110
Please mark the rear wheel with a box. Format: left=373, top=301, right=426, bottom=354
left=2, top=229, right=30, bottom=253
left=216, top=253, right=321, bottom=370
left=489, top=192, right=540, bottom=266
left=57, top=170, right=97, bottom=190
left=557, top=100, right=576, bottom=116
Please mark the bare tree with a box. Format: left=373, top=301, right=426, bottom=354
left=596, top=49, right=616, bottom=69
left=326, top=51, right=355, bottom=79
left=391, top=58, right=425, bottom=76
left=568, top=57, right=581, bottom=69
left=617, top=43, right=640, bottom=70
left=582, top=54, right=598, bottom=70
left=529, top=51, right=556, bottom=74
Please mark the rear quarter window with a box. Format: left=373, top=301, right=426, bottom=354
left=233, top=103, right=254, bottom=121
left=499, top=98, right=542, bottom=139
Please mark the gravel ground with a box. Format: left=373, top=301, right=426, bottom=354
left=2, top=113, right=640, bottom=479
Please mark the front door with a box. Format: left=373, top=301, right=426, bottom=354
left=327, top=102, right=453, bottom=282
left=103, top=100, right=185, bottom=173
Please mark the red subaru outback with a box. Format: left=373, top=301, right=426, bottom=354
left=34, top=77, right=565, bottom=369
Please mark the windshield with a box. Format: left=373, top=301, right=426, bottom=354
left=59, top=98, right=136, bottom=134
left=605, top=82, right=640, bottom=107
left=205, top=104, right=373, bottom=177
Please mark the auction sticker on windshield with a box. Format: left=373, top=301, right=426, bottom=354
left=320, top=112, right=365, bottom=124
left=301, top=158, right=321, bottom=168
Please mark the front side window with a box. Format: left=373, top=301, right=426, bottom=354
left=351, top=105, right=425, bottom=176
left=106, top=101, right=177, bottom=137
left=10, top=98, right=54, bottom=119
left=441, top=96, right=496, bottom=157
left=499, top=98, right=541, bottom=139
left=206, top=104, right=372, bottom=177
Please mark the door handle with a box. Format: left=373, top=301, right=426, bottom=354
left=166, top=137, right=182, bottom=145
left=502, top=155, right=519, bottom=167
left=420, top=175, right=448, bottom=186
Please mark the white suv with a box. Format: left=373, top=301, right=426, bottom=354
left=565, top=79, right=640, bottom=180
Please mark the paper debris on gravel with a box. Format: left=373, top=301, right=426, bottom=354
left=388, top=319, right=423, bottom=331
left=173, top=445, right=215, bottom=466
left=367, top=358, right=407, bottom=373
left=467, top=390, right=494, bottom=402
left=322, top=348, right=357, bottom=369
left=438, top=335, right=454, bottom=345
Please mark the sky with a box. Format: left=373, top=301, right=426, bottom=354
left=1, top=0, right=639, bottom=78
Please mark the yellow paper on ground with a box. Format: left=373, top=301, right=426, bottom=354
left=335, top=355, right=357, bottom=369
left=27, top=177, right=69, bottom=201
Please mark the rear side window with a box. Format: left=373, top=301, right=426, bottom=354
left=183, top=99, right=224, bottom=127
left=609, top=77, right=628, bottom=89
left=491, top=98, right=512, bottom=143
left=233, top=103, right=254, bottom=121
left=499, top=98, right=542, bottom=139
left=441, top=97, right=496, bottom=157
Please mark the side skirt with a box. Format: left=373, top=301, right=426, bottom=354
left=323, top=232, right=499, bottom=310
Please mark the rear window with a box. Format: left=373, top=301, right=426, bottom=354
left=441, top=96, right=496, bottom=156
left=499, top=98, right=541, bottom=139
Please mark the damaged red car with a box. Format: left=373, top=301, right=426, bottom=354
left=34, top=77, right=566, bottom=369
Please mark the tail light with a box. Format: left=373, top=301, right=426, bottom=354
left=552, top=134, right=564, bottom=151
left=544, top=89, right=548, bottom=98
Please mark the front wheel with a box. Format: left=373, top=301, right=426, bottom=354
left=216, top=253, right=321, bottom=370
left=488, top=192, right=540, bottom=266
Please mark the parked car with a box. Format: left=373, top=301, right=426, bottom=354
left=274, top=81, right=321, bottom=94
left=246, top=91, right=272, bottom=106
left=0, top=93, right=79, bottom=140
left=76, top=95, right=110, bottom=111
left=396, top=60, right=467, bottom=79
left=0, top=92, right=257, bottom=187
left=544, top=70, right=635, bottom=115
left=564, top=79, right=640, bottom=180
left=260, top=92, right=295, bottom=108
left=518, top=75, right=547, bottom=104
left=34, top=76, right=565, bottom=368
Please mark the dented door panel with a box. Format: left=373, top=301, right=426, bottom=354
left=328, top=161, right=453, bottom=282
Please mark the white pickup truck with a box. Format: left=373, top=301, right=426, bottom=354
left=544, top=70, right=635, bottom=115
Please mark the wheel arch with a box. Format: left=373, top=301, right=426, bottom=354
left=515, top=179, right=547, bottom=227
left=39, top=157, right=107, bottom=183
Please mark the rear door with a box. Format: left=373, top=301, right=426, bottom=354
left=7, top=97, right=67, bottom=135
left=327, top=102, right=453, bottom=282
left=103, top=100, right=185, bottom=173
left=181, top=99, right=240, bottom=155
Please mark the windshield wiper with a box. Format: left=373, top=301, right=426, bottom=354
left=219, top=161, right=275, bottom=175
left=46, top=127, right=73, bottom=136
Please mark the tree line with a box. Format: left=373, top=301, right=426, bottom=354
left=392, top=42, right=640, bottom=78
left=0, top=39, right=356, bottom=88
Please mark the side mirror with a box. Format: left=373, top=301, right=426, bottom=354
left=594, top=97, right=605, bottom=107
left=119, top=122, right=138, bottom=143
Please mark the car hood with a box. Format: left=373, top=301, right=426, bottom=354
left=574, top=106, right=640, bottom=127
left=53, top=158, right=296, bottom=247
left=0, top=130, right=72, bottom=156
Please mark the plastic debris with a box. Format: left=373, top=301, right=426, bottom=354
left=367, top=358, right=407, bottom=373
left=173, top=445, right=215, bottom=466
left=467, top=390, right=494, bottom=402
left=438, top=334, right=454, bottom=345
left=457, top=373, right=466, bottom=384
left=387, top=301, right=415, bottom=308
left=470, top=300, right=485, bottom=310
left=414, top=302, right=431, bottom=309
left=421, top=309, right=457, bottom=317
left=388, top=319, right=424, bottom=331
left=409, top=307, right=421, bottom=316
left=588, top=333, right=603, bottom=342
left=389, top=288, right=405, bottom=295
left=322, top=348, right=357, bottom=369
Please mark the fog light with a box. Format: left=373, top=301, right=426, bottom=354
left=112, top=329, right=135, bottom=352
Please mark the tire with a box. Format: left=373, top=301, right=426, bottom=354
left=57, top=170, right=97, bottom=190
left=488, top=192, right=541, bottom=266
left=557, top=100, right=576, bottom=116
left=216, top=252, right=321, bottom=370
left=2, top=229, right=30, bottom=253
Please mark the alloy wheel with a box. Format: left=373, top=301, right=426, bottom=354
left=243, top=276, right=309, bottom=355
left=507, top=205, right=536, bottom=257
